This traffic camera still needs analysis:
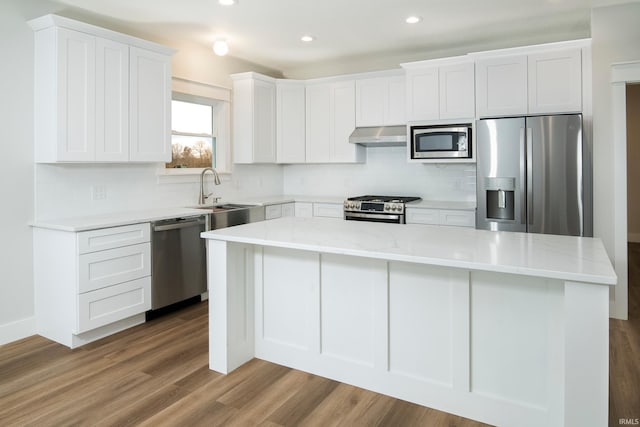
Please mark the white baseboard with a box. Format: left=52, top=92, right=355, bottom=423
left=628, top=232, right=640, bottom=243
left=0, top=316, right=36, bottom=346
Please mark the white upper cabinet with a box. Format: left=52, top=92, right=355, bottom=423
left=305, top=83, right=331, bottom=163
left=439, top=62, right=475, bottom=120
left=35, top=27, right=96, bottom=162
left=29, top=15, right=174, bottom=163
left=475, top=45, right=583, bottom=117
left=404, top=67, right=439, bottom=121
left=403, top=59, right=475, bottom=122
left=528, top=49, right=582, bottom=114
left=129, top=47, right=171, bottom=162
left=355, top=74, right=405, bottom=126
left=306, top=80, right=364, bottom=163
left=95, top=38, right=129, bottom=162
left=276, top=80, right=306, bottom=163
left=475, top=55, right=528, bottom=117
left=232, top=73, right=277, bottom=164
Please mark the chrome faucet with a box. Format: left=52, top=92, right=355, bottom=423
left=199, top=167, right=222, bottom=205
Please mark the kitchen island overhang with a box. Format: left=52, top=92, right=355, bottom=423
left=202, top=217, right=616, bottom=427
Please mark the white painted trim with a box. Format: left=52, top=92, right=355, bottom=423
left=0, top=317, right=36, bottom=346
left=610, top=60, right=640, bottom=320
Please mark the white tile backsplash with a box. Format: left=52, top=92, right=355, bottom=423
left=35, top=146, right=476, bottom=220
left=283, top=146, right=476, bottom=200
left=35, top=163, right=284, bottom=220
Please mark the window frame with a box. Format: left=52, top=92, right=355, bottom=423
left=157, top=79, right=232, bottom=181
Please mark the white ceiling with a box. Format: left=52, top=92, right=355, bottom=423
left=51, top=0, right=638, bottom=75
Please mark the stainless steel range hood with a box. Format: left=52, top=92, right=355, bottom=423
left=348, top=125, right=407, bottom=147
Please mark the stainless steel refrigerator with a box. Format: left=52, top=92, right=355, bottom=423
left=475, top=114, right=592, bottom=236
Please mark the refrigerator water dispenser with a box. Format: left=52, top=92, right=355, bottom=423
left=484, top=177, right=515, bottom=221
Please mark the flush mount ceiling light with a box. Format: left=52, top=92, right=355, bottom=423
left=405, top=16, right=422, bottom=24
left=213, top=39, right=229, bottom=56
left=218, top=0, right=236, bottom=5
left=301, top=35, right=314, bottom=42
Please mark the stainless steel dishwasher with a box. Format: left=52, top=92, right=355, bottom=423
left=150, top=215, right=207, bottom=311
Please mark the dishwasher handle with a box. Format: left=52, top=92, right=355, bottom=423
left=152, top=217, right=205, bottom=232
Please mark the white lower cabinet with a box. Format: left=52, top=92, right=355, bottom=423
left=406, top=208, right=475, bottom=228
left=294, top=202, right=313, bottom=218
left=282, top=203, right=295, bottom=217
left=312, top=203, right=343, bottom=218
left=34, top=222, right=152, bottom=348
left=439, top=210, right=476, bottom=227
left=265, top=204, right=283, bottom=220
left=77, top=276, right=150, bottom=333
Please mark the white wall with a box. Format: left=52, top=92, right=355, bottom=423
left=0, top=1, right=40, bottom=344
left=284, top=147, right=476, bottom=201
left=592, top=4, right=640, bottom=263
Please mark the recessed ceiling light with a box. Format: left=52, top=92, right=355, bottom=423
left=301, top=35, right=314, bottom=42
left=218, top=0, right=236, bottom=5
left=405, top=16, right=422, bottom=24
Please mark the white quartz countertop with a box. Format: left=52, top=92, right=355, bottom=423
left=202, top=217, right=616, bottom=285
left=28, top=197, right=473, bottom=232
left=30, top=207, right=207, bottom=232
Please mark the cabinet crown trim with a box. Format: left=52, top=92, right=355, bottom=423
left=28, top=14, right=175, bottom=56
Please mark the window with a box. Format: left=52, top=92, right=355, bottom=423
left=166, top=96, right=216, bottom=169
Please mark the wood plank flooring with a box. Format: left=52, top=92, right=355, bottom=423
left=2, top=245, right=640, bottom=426
left=609, top=243, right=640, bottom=426
left=0, top=302, right=485, bottom=426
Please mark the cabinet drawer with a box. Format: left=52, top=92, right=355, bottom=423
left=406, top=208, right=440, bottom=225
left=77, top=276, right=151, bottom=333
left=313, top=203, right=343, bottom=218
left=439, top=210, right=475, bottom=227
left=265, top=204, right=283, bottom=220
left=282, top=203, right=295, bottom=217
left=78, top=223, right=150, bottom=254
left=295, top=202, right=313, bottom=218
left=78, top=242, right=151, bottom=293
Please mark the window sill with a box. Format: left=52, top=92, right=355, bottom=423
left=156, top=166, right=231, bottom=184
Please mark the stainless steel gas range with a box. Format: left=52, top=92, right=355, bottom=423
left=343, top=195, right=422, bottom=224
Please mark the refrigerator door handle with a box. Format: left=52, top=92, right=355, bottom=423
left=520, top=127, right=527, bottom=225
left=526, top=127, right=533, bottom=227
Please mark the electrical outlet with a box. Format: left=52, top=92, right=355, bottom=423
left=91, top=185, right=107, bottom=201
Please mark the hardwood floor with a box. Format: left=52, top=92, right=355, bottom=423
left=2, top=251, right=640, bottom=426
left=609, top=243, right=640, bottom=426
left=0, top=302, right=485, bottom=426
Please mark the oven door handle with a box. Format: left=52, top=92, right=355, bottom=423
left=345, top=212, right=401, bottom=221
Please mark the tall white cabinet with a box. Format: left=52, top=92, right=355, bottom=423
left=231, top=73, right=277, bottom=164
left=276, top=80, right=306, bottom=163
left=29, top=15, right=174, bottom=163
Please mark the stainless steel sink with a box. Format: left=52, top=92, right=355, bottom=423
left=195, top=203, right=265, bottom=230
left=194, top=203, right=255, bottom=213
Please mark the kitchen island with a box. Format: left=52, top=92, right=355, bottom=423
left=202, top=217, right=616, bottom=427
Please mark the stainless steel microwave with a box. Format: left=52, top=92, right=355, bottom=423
left=410, top=124, right=472, bottom=159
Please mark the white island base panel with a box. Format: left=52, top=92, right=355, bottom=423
left=207, top=240, right=609, bottom=427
